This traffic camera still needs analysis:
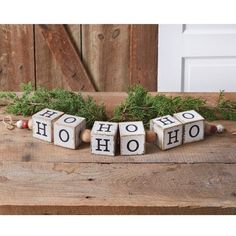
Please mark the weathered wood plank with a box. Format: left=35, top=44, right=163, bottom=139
left=1, top=205, right=236, bottom=215
left=35, top=25, right=71, bottom=90
left=37, top=25, right=95, bottom=91
left=0, top=162, right=235, bottom=214
left=82, top=25, right=130, bottom=91
left=0, top=25, right=35, bottom=91
left=129, top=25, right=158, bottom=91
left=65, top=24, right=82, bottom=58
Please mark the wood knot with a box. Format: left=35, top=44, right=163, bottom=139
left=0, top=176, right=8, bottom=183
left=98, top=33, right=104, bottom=40
left=22, top=154, right=31, bottom=162
left=112, top=28, right=120, bottom=39
left=231, top=192, right=236, bottom=197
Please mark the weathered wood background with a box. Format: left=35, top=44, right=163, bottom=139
left=0, top=24, right=158, bottom=92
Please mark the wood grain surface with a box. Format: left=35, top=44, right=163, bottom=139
left=0, top=119, right=236, bottom=214
left=0, top=25, right=35, bottom=91
left=0, top=24, right=158, bottom=92
left=0, top=161, right=235, bottom=214
left=35, top=25, right=72, bottom=90
left=35, top=24, right=83, bottom=90
left=38, top=25, right=95, bottom=91
left=82, top=24, right=130, bottom=91
left=129, top=25, right=158, bottom=91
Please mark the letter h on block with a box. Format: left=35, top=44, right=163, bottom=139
left=173, top=110, right=204, bottom=144
left=91, top=121, right=118, bottom=156
left=32, top=108, right=64, bottom=142
left=150, top=115, right=183, bottom=150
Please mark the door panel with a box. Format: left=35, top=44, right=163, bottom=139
left=183, top=24, right=236, bottom=34
left=158, top=24, right=236, bottom=92
left=184, top=57, right=236, bottom=92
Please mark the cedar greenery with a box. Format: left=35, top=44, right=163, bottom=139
left=0, top=83, right=107, bottom=128
left=112, top=85, right=236, bottom=128
left=0, top=83, right=236, bottom=129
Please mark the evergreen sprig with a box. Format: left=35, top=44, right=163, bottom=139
left=112, top=85, right=236, bottom=128
left=217, top=90, right=236, bottom=120
left=0, top=83, right=107, bottom=128
left=1, top=83, right=236, bottom=129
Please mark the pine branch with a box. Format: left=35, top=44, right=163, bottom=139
left=0, top=83, right=107, bottom=128
left=112, top=85, right=236, bottom=128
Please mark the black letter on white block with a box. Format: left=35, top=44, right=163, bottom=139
left=127, top=140, right=139, bottom=152
left=40, top=110, right=57, bottom=118
left=167, top=129, right=179, bottom=145
left=157, top=117, right=174, bottom=126
left=182, top=112, right=195, bottom=119
left=95, top=138, right=110, bottom=152
left=36, top=121, right=47, bottom=137
left=59, top=129, right=70, bottom=142
left=64, top=117, right=76, bottom=123
left=125, top=124, right=138, bottom=132
left=189, top=125, right=200, bottom=138
left=97, top=123, right=112, bottom=132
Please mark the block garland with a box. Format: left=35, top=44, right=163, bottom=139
left=4, top=108, right=224, bottom=156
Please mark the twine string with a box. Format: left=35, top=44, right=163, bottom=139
left=2, top=115, right=15, bottom=130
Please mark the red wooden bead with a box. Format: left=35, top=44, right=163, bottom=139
left=22, top=120, right=28, bottom=129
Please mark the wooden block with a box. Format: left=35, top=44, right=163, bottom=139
left=150, top=115, right=183, bottom=150
left=54, top=114, right=86, bottom=149
left=173, top=110, right=205, bottom=144
left=91, top=121, right=118, bottom=156
left=32, top=108, right=64, bottom=142
left=119, top=121, right=145, bottom=155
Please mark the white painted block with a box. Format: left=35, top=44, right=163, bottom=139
left=173, top=110, right=204, bottom=143
left=54, top=114, right=86, bottom=149
left=32, top=108, right=64, bottom=142
left=91, top=121, right=118, bottom=156
left=151, top=115, right=183, bottom=150
left=119, top=121, right=145, bottom=155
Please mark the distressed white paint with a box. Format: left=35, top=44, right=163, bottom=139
left=158, top=24, right=236, bottom=92
left=91, top=121, right=118, bottom=156
left=119, top=121, right=145, bottom=155
left=151, top=115, right=183, bottom=150
left=32, top=108, right=64, bottom=142
left=174, top=110, right=204, bottom=143
left=54, top=114, right=86, bottom=149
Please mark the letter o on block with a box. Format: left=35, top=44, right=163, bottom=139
left=119, top=121, right=145, bottom=155
left=173, top=110, right=204, bottom=144
left=54, top=114, right=86, bottom=149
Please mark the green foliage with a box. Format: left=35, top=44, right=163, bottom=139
left=217, top=90, right=236, bottom=120
left=112, top=85, right=236, bottom=128
left=1, top=83, right=236, bottom=129
left=0, top=82, right=107, bottom=128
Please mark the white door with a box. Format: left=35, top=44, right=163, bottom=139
left=158, top=24, right=236, bottom=92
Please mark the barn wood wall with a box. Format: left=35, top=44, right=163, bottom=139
left=0, top=24, right=158, bottom=92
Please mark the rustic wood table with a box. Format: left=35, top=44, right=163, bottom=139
left=0, top=93, right=236, bottom=214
